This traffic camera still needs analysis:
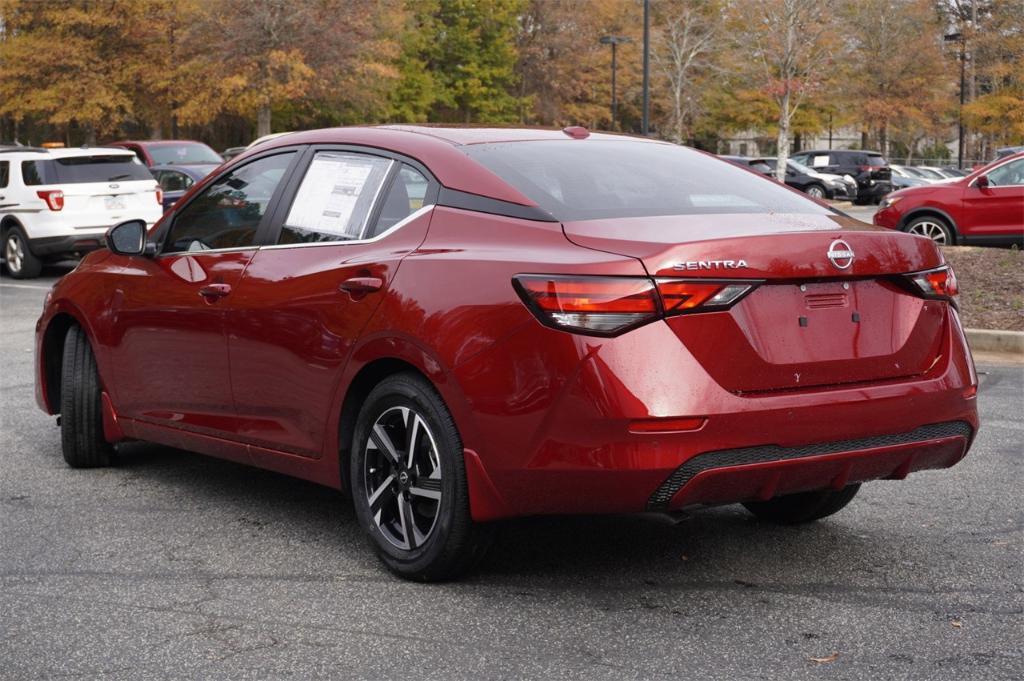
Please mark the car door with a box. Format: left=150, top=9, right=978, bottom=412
left=224, top=148, right=439, bottom=459
left=107, top=149, right=301, bottom=439
left=961, top=158, right=1024, bottom=237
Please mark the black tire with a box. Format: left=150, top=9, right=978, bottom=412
left=3, top=226, right=42, bottom=279
left=743, top=484, right=860, bottom=525
left=903, top=215, right=956, bottom=245
left=60, top=326, right=115, bottom=468
left=804, top=183, right=826, bottom=199
left=350, top=372, right=492, bottom=581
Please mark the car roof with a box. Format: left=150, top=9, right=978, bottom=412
left=248, top=125, right=666, bottom=206
left=801, top=149, right=884, bottom=155
left=0, top=146, right=135, bottom=159
left=113, top=140, right=210, bottom=147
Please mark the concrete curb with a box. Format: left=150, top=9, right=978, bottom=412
left=965, top=328, right=1024, bottom=356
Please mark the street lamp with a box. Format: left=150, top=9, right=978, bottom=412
left=944, top=31, right=967, bottom=168
left=600, top=35, right=632, bottom=130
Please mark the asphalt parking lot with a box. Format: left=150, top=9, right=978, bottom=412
left=2, top=269, right=1022, bottom=680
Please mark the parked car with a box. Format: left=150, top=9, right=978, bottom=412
left=790, top=149, right=892, bottom=204
left=874, top=151, right=1024, bottom=245
left=752, top=157, right=857, bottom=200
left=1, top=146, right=162, bottom=278
left=917, top=165, right=961, bottom=181
left=996, top=146, right=1024, bottom=159
left=889, top=165, right=933, bottom=189
left=107, top=140, right=223, bottom=167
left=150, top=163, right=219, bottom=211
left=35, top=126, right=978, bottom=580
left=221, top=146, right=247, bottom=162
left=941, top=167, right=970, bottom=177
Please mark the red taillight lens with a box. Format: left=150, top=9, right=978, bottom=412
left=513, top=275, right=757, bottom=336
left=37, top=190, right=64, bottom=211
left=656, top=280, right=755, bottom=315
left=906, top=265, right=958, bottom=300
left=156, top=188, right=164, bottom=206
left=513, top=275, right=659, bottom=335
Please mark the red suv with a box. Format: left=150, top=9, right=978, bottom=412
left=874, top=152, right=1024, bottom=245
left=35, top=127, right=978, bottom=580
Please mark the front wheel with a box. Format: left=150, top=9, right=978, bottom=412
left=60, top=326, right=115, bottom=467
left=350, top=373, right=492, bottom=581
left=743, top=484, right=860, bottom=524
left=805, top=184, right=826, bottom=199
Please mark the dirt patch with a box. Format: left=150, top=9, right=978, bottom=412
left=942, top=246, right=1023, bottom=331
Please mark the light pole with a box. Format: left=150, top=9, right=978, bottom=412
left=642, top=0, right=650, bottom=136
left=600, top=35, right=631, bottom=130
left=944, top=31, right=967, bottom=168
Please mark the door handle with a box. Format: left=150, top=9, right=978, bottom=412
left=198, top=283, right=232, bottom=300
left=339, top=276, right=384, bottom=294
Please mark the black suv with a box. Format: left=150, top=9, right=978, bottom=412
left=790, top=149, right=892, bottom=205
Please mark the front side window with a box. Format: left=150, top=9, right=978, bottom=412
left=278, top=152, right=392, bottom=245
left=986, top=158, right=1024, bottom=186
left=163, top=152, right=294, bottom=254
left=0, top=161, right=8, bottom=188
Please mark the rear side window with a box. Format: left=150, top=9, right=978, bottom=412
left=463, top=140, right=828, bottom=221
left=164, top=152, right=295, bottom=253
left=21, top=160, right=50, bottom=185
left=156, top=170, right=194, bottom=192
left=366, top=165, right=431, bottom=238
left=279, top=152, right=392, bottom=245
left=0, top=161, right=8, bottom=188
left=53, top=155, right=153, bottom=183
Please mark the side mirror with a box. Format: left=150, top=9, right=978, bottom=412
left=105, top=219, right=149, bottom=256
left=974, top=174, right=989, bottom=190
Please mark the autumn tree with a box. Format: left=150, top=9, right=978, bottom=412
left=393, top=0, right=526, bottom=123
left=731, top=0, right=838, bottom=178
left=838, top=0, right=955, bottom=158
left=0, top=0, right=158, bottom=143
left=650, top=0, right=723, bottom=144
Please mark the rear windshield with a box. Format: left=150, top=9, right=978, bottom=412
left=23, top=155, right=153, bottom=184
left=462, top=140, right=829, bottom=221
left=148, top=143, right=222, bottom=165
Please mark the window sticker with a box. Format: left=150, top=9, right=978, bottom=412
left=286, top=154, right=389, bottom=238
left=811, top=155, right=830, bottom=168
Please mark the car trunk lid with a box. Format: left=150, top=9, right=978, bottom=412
left=563, top=212, right=949, bottom=393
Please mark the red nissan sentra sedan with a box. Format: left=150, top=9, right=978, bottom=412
left=35, top=126, right=979, bottom=580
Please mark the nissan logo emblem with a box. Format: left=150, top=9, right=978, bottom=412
left=827, top=239, right=855, bottom=270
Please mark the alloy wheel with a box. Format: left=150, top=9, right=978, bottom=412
left=5, top=233, right=23, bottom=274
left=363, top=406, right=443, bottom=551
left=907, top=220, right=949, bottom=244
left=806, top=185, right=825, bottom=198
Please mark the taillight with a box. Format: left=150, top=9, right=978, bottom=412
left=156, top=188, right=164, bottom=205
left=513, top=275, right=758, bottom=336
left=905, top=265, right=958, bottom=301
left=37, top=190, right=64, bottom=211
left=513, top=275, right=659, bottom=335
left=656, top=280, right=755, bottom=316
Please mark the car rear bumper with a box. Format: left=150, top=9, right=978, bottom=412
left=452, top=307, right=978, bottom=520
left=29, top=234, right=107, bottom=258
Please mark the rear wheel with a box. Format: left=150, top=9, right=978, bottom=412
left=743, top=484, right=860, bottom=524
left=350, top=373, right=492, bottom=581
left=3, top=226, right=42, bottom=279
left=60, top=326, right=115, bottom=468
left=904, top=216, right=955, bottom=245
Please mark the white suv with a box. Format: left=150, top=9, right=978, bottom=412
left=0, top=146, right=163, bottom=279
